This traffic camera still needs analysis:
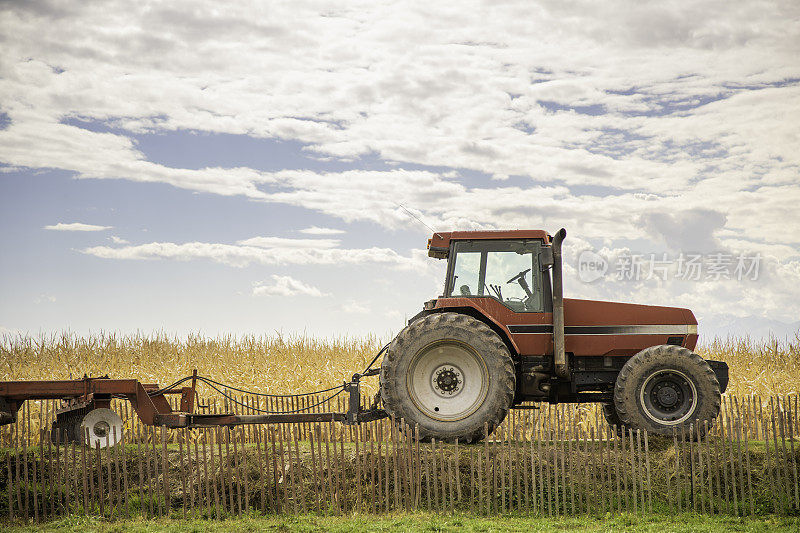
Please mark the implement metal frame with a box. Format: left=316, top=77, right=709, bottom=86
left=0, top=370, right=386, bottom=431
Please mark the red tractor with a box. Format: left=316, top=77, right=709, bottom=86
left=379, top=229, right=727, bottom=442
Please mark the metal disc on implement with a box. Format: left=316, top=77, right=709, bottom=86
left=80, top=408, right=123, bottom=448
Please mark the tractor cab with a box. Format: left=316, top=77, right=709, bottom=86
left=443, top=237, right=549, bottom=313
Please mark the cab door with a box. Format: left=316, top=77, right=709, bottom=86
left=446, top=239, right=552, bottom=356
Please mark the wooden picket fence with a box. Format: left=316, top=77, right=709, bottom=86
left=0, top=394, right=798, bottom=522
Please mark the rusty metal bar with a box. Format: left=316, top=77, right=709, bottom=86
left=0, top=379, right=143, bottom=399
left=1, top=375, right=386, bottom=434
left=170, top=412, right=346, bottom=427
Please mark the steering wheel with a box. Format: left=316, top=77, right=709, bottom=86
left=506, top=268, right=531, bottom=284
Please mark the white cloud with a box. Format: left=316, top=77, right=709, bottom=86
left=245, top=168, right=800, bottom=252
left=0, top=1, right=797, bottom=207
left=253, top=275, right=328, bottom=298
left=236, top=236, right=340, bottom=249
left=33, top=294, right=56, bottom=304
left=342, top=300, right=370, bottom=314
left=299, top=226, right=345, bottom=236
left=82, top=238, right=423, bottom=269
left=44, top=222, right=112, bottom=232
left=110, top=235, right=129, bottom=244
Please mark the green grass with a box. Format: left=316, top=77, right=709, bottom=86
left=2, top=512, right=799, bottom=533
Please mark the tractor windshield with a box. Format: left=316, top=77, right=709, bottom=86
left=447, top=239, right=543, bottom=312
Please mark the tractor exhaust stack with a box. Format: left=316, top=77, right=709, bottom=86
left=551, top=228, right=568, bottom=378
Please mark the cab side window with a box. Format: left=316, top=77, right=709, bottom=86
left=485, top=250, right=540, bottom=311
left=447, top=240, right=543, bottom=312
left=450, top=251, right=481, bottom=296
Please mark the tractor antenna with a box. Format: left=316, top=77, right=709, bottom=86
left=396, top=202, right=442, bottom=239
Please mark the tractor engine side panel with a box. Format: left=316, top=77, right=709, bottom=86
left=563, top=298, right=698, bottom=356
left=432, top=297, right=698, bottom=358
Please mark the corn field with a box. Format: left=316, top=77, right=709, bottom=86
left=2, top=331, right=799, bottom=400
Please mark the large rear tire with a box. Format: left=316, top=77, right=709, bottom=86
left=380, top=312, right=515, bottom=443
left=614, top=345, right=721, bottom=437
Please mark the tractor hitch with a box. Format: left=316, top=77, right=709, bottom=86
left=343, top=371, right=387, bottom=425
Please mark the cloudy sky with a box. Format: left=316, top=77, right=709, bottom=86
left=1, top=1, right=798, bottom=341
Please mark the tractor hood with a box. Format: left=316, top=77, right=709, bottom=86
left=563, top=298, right=699, bottom=351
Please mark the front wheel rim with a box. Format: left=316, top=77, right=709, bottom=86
left=640, top=368, right=698, bottom=425
left=406, top=340, right=489, bottom=422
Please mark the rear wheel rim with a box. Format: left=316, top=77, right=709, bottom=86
left=640, top=369, right=697, bottom=425
left=406, top=340, right=489, bottom=422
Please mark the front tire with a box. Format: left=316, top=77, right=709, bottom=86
left=380, top=312, right=515, bottom=442
left=614, top=345, right=721, bottom=437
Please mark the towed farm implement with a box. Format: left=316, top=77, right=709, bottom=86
left=0, top=368, right=386, bottom=448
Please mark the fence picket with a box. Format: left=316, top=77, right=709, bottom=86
left=559, top=410, right=567, bottom=513
left=112, top=426, right=122, bottom=516
left=522, top=418, right=529, bottom=509
left=777, top=397, right=792, bottom=511
left=338, top=421, right=346, bottom=512
left=151, top=425, right=161, bottom=517
left=588, top=426, right=595, bottom=514
left=671, top=427, right=678, bottom=513
left=620, top=425, right=629, bottom=513
left=7, top=425, right=14, bottom=521
left=209, top=428, right=221, bottom=519
left=80, top=426, right=89, bottom=516
left=614, top=426, right=622, bottom=513
left=770, top=398, right=784, bottom=510
left=786, top=395, right=799, bottom=509
left=33, top=403, right=39, bottom=522
left=46, top=416, right=53, bottom=520
left=734, top=401, right=746, bottom=517
left=569, top=422, right=577, bottom=514
left=696, top=422, right=705, bottom=514
left=95, top=439, right=104, bottom=517
left=530, top=424, right=538, bottom=515
left=191, top=429, right=201, bottom=517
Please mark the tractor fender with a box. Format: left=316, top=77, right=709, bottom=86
left=408, top=306, right=521, bottom=359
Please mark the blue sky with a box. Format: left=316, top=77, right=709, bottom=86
left=1, top=1, right=799, bottom=341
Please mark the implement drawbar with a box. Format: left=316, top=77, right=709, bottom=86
left=0, top=368, right=387, bottom=447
